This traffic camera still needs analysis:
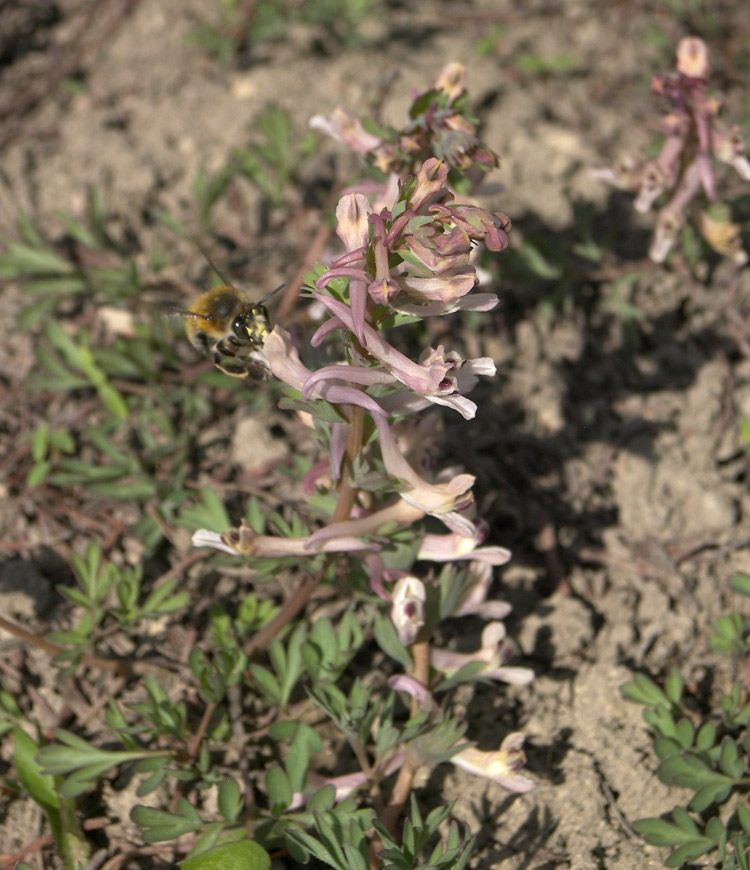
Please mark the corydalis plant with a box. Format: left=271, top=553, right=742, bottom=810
left=193, top=70, right=531, bottom=861
left=595, top=36, right=750, bottom=264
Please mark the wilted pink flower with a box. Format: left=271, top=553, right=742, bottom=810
left=451, top=732, right=534, bottom=793
left=699, top=210, right=748, bottom=266
left=713, top=125, right=750, bottom=180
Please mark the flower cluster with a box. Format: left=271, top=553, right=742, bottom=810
left=311, top=61, right=499, bottom=187
left=193, top=68, right=532, bottom=821
left=594, top=36, right=750, bottom=264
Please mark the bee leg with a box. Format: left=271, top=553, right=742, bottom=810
left=213, top=350, right=248, bottom=378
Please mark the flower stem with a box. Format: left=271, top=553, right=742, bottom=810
left=247, top=404, right=366, bottom=655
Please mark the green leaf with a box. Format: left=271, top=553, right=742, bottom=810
left=695, top=723, right=717, bottom=752
left=307, top=784, right=336, bottom=812
left=13, top=728, right=60, bottom=814
left=98, top=382, right=130, bottom=418
left=674, top=718, right=694, bottom=750
left=26, top=461, right=52, bottom=487
left=730, top=573, right=750, bottom=597
left=177, top=487, right=231, bottom=532
left=665, top=839, right=715, bottom=867
left=265, top=765, right=292, bottom=814
left=286, top=728, right=311, bottom=794
left=653, top=737, right=682, bottom=760
left=658, top=753, right=732, bottom=794
left=218, top=779, right=243, bottom=823
left=372, top=612, right=411, bottom=669
left=621, top=674, right=671, bottom=708
left=180, top=840, right=271, bottom=870
left=719, top=737, right=743, bottom=779
left=249, top=665, right=281, bottom=705
left=132, top=803, right=204, bottom=842
left=6, top=241, right=71, bottom=274
left=516, top=239, right=562, bottom=279
left=664, top=669, right=683, bottom=705
left=633, top=815, right=698, bottom=846
left=136, top=766, right=168, bottom=796
left=690, top=781, right=732, bottom=813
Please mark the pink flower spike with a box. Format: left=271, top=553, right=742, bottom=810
left=329, top=421, right=347, bottom=480
left=364, top=552, right=389, bottom=600
left=263, top=327, right=316, bottom=391
left=350, top=277, right=367, bottom=346
left=696, top=153, right=715, bottom=201
left=388, top=674, right=433, bottom=710
left=451, top=733, right=534, bottom=793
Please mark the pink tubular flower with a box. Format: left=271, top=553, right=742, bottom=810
left=309, top=107, right=383, bottom=154
left=451, top=733, right=534, bottom=793
left=431, top=622, right=534, bottom=686
left=417, top=529, right=511, bottom=567
left=434, top=61, right=466, bottom=102
left=287, top=750, right=406, bottom=811
left=263, top=326, right=388, bottom=419
left=192, top=521, right=379, bottom=558
left=304, top=500, right=427, bottom=550
left=390, top=575, right=426, bottom=646
left=373, top=413, right=477, bottom=536
left=452, top=561, right=513, bottom=620
left=387, top=674, right=433, bottom=710
left=311, top=293, right=451, bottom=395
left=335, top=193, right=372, bottom=252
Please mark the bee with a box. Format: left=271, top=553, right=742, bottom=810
left=181, top=248, right=282, bottom=380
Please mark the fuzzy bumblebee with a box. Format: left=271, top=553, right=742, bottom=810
left=184, top=284, right=274, bottom=379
